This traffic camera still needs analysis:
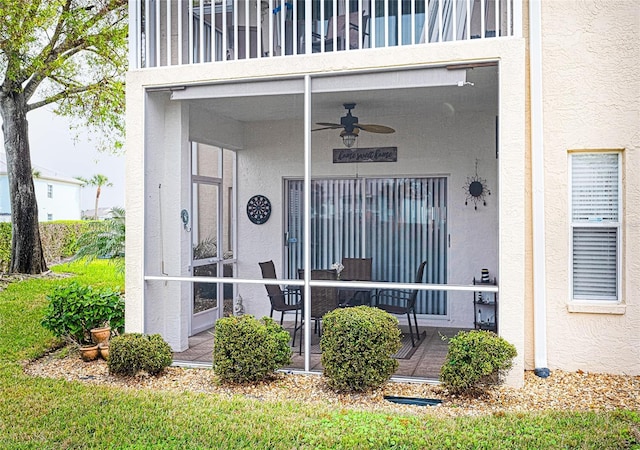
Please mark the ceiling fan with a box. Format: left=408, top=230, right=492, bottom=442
left=314, top=103, right=395, bottom=148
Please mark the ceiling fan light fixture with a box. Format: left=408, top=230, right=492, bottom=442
left=342, top=132, right=357, bottom=148
left=340, top=129, right=358, bottom=148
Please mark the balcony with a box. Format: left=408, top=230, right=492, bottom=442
left=129, top=0, right=522, bottom=69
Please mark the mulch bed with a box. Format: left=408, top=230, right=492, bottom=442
left=23, top=348, right=640, bottom=418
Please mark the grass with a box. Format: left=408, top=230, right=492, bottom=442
left=0, top=260, right=638, bottom=449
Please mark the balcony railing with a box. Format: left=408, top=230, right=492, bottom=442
left=129, top=0, right=522, bottom=69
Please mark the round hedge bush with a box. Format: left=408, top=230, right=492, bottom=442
left=108, top=333, right=173, bottom=376
left=440, top=329, right=517, bottom=394
left=213, top=315, right=292, bottom=383
left=321, top=306, right=402, bottom=392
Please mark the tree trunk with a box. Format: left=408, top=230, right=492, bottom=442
left=94, top=185, right=100, bottom=219
left=0, top=90, right=48, bottom=274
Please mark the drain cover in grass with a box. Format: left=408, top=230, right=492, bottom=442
left=384, top=396, right=442, bottom=406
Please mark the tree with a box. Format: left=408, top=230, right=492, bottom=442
left=0, top=0, right=127, bottom=274
left=77, top=173, right=113, bottom=219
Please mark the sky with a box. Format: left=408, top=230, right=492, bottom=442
left=1, top=106, right=125, bottom=212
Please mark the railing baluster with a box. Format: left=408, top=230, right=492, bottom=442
left=507, top=0, right=512, bottom=37
left=466, top=0, right=471, bottom=40
left=384, top=0, right=389, bottom=48
left=481, top=0, right=486, bottom=38
left=496, top=0, right=500, bottom=37
left=437, top=0, right=443, bottom=42
left=245, top=0, right=250, bottom=58
left=156, top=0, right=161, bottom=65
left=452, top=0, right=457, bottom=41
left=397, top=0, right=402, bottom=46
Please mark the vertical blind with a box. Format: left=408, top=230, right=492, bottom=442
left=571, top=153, right=620, bottom=300
left=286, top=177, right=448, bottom=315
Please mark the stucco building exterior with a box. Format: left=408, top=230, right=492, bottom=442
left=125, top=0, right=639, bottom=386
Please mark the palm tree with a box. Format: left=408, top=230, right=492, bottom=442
left=73, top=206, right=125, bottom=274
left=77, top=174, right=113, bottom=219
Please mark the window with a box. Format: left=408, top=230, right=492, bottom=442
left=571, top=152, right=620, bottom=301
left=47, top=184, right=53, bottom=198
left=47, top=213, right=53, bottom=221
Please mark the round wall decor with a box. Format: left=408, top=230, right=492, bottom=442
left=463, top=160, right=491, bottom=210
left=246, top=195, right=271, bottom=224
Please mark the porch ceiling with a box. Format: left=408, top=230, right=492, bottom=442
left=184, top=66, right=498, bottom=124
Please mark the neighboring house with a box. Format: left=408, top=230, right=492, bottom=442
left=0, top=156, right=82, bottom=222
left=125, top=1, right=639, bottom=386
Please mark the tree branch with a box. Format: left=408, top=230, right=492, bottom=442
left=27, top=80, right=105, bottom=111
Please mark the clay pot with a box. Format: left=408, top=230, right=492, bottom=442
left=90, top=326, right=111, bottom=345
left=80, top=344, right=99, bottom=362
left=98, top=342, right=109, bottom=360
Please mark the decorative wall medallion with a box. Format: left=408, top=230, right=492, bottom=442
left=246, top=195, right=271, bottom=224
left=463, top=160, right=491, bottom=210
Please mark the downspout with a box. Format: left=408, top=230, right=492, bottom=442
left=529, top=0, right=550, bottom=378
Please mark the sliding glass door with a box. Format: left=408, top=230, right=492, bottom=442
left=285, top=176, right=447, bottom=315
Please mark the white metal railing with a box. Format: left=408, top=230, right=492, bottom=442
left=130, top=0, right=521, bottom=69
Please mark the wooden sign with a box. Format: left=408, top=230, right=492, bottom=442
left=333, top=147, right=397, bottom=163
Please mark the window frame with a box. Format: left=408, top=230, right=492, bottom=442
left=47, top=184, right=53, bottom=198
left=569, top=151, right=622, bottom=302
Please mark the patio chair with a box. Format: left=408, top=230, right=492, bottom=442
left=339, top=257, right=373, bottom=306
left=259, top=260, right=302, bottom=345
left=373, top=260, right=427, bottom=347
left=297, top=268, right=338, bottom=353
left=310, top=12, right=370, bottom=52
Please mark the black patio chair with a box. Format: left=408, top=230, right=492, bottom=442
left=259, top=260, right=302, bottom=345
left=373, top=260, right=427, bottom=347
left=339, top=257, right=373, bottom=306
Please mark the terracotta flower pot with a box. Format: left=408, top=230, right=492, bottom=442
left=80, top=344, right=99, bottom=362
left=90, top=326, right=111, bottom=345
left=98, top=342, right=109, bottom=360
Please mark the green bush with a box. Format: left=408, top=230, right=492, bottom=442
left=108, top=333, right=173, bottom=376
left=41, top=281, right=124, bottom=344
left=321, top=306, right=402, bottom=392
left=440, top=330, right=517, bottom=394
left=213, top=315, right=291, bottom=383
left=0, top=220, right=96, bottom=272
left=0, top=222, right=10, bottom=272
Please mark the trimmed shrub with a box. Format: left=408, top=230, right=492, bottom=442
left=41, top=281, right=124, bottom=344
left=0, top=220, right=96, bottom=272
left=213, top=315, right=291, bottom=383
left=321, top=306, right=402, bottom=392
left=440, top=330, right=517, bottom=394
left=108, top=333, right=173, bottom=376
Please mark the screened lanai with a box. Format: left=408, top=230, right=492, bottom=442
left=139, top=63, right=500, bottom=379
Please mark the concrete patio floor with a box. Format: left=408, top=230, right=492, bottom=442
left=174, top=323, right=467, bottom=381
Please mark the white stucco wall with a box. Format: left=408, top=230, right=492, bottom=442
left=126, top=38, right=527, bottom=385
left=540, top=0, right=640, bottom=375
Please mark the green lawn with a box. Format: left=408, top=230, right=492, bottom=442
left=0, top=260, right=637, bottom=449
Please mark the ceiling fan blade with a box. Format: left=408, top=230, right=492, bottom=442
left=315, top=122, right=344, bottom=128
left=313, top=126, right=343, bottom=132
left=355, top=123, right=395, bottom=134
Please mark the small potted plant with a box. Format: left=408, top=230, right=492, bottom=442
left=90, top=323, right=112, bottom=345
left=79, top=343, right=100, bottom=361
